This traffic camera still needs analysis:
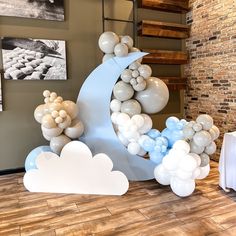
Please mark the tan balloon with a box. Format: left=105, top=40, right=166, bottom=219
left=64, top=119, right=84, bottom=139
left=135, top=77, right=169, bottom=114
left=34, top=104, right=48, bottom=123
left=49, top=102, right=62, bottom=112
left=58, top=115, right=72, bottom=129
left=62, top=101, right=79, bottom=119
left=50, top=135, right=71, bottom=155
left=41, top=125, right=63, bottom=138
left=41, top=114, right=57, bottom=128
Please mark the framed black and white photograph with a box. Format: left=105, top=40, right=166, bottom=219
left=2, top=37, right=67, bottom=81
left=0, top=74, right=2, bottom=111
left=0, top=0, right=64, bottom=21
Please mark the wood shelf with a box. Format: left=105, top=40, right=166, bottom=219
left=137, top=0, right=190, bottom=13
left=138, top=20, right=190, bottom=39
left=158, top=76, right=187, bottom=90
left=142, top=49, right=188, bottom=64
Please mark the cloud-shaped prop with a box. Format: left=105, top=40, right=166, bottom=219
left=23, top=141, right=129, bottom=195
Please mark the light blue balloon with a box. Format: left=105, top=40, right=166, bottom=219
left=149, top=151, right=165, bottom=165
left=147, top=129, right=161, bottom=139
left=142, top=137, right=156, bottom=152
left=167, top=130, right=184, bottom=147
left=25, top=146, right=51, bottom=172
left=165, top=116, right=179, bottom=130
left=176, top=121, right=184, bottom=130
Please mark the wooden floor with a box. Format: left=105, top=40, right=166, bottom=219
left=0, top=161, right=236, bottom=236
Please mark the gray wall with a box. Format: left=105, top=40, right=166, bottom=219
left=0, top=0, right=184, bottom=170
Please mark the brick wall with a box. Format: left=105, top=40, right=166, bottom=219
left=184, top=0, right=236, bottom=160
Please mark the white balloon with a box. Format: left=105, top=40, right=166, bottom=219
left=154, top=164, right=171, bottom=185
left=173, top=140, right=190, bottom=154
left=196, top=164, right=210, bottom=179
left=138, top=114, right=153, bottom=134
left=131, top=114, right=144, bottom=128
left=191, top=168, right=201, bottom=179
left=170, top=177, right=195, bottom=197
left=98, top=31, right=119, bottom=54
left=111, top=112, right=120, bottom=124
left=116, top=113, right=130, bottom=126
left=175, top=169, right=193, bottom=180
left=137, top=147, right=147, bottom=157
left=162, top=155, right=179, bottom=171
left=117, top=131, right=129, bottom=146
left=127, top=142, right=140, bottom=155
left=114, top=43, right=129, bottom=57
left=110, top=99, right=121, bottom=112
left=179, top=155, right=198, bottom=172
left=189, top=153, right=201, bottom=166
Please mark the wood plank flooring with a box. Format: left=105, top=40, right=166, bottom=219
left=0, top=161, right=236, bottom=235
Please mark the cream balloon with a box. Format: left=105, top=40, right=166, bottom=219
left=196, top=114, right=213, bottom=130
left=34, top=104, right=49, bottom=123
left=62, top=101, right=78, bottom=119
left=102, top=53, right=115, bottom=63
left=50, top=135, right=71, bottom=155
left=58, top=115, right=72, bottom=129
left=135, top=77, right=169, bottom=114
left=41, top=125, right=63, bottom=138
left=64, top=119, right=84, bottom=139
left=98, top=31, right=119, bottom=54
left=41, top=114, right=57, bottom=128
left=121, top=35, right=133, bottom=49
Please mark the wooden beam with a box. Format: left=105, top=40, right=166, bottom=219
left=137, top=0, right=190, bottom=13
left=142, top=49, right=188, bottom=64
left=138, top=20, right=190, bottom=39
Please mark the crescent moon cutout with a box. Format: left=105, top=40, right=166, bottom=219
left=77, top=52, right=156, bottom=181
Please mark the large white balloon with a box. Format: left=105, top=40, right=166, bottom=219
left=196, top=164, right=210, bottom=179
left=135, top=77, right=169, bottom=114
left=138, top=114, right=153, bottom=134
left=154, top=164, right=171, bottom=185
left=98, top=31, right=119, bottom=54
left=170, top=177, right=195, bottom=197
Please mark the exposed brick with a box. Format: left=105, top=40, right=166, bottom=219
left=184, top=0, right=236, bottom=161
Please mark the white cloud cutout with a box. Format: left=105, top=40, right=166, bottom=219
left=23, top=141, right=129, bottom=195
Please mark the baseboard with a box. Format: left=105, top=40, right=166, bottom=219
left=0, top=167, right=25, bottom=175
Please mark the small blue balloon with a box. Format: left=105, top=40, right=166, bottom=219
left=147, top=129, right=161, bottom=139
left=149, top=151, right=165, bottom=165
left=141, top=137, right=156, bottom=152
left=25, top=146, right=51, bottom=171
left=165, top=116, right=179, bottom=130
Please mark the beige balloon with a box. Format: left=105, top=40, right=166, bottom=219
left=62, top=101, right=79, bottom=119
left=41, top=114, right=57, bottom=129
left=135, top=77, right=169, bottom=114
left=64, top=119, right=84, bottom=139
left=34, top=104, right=47, bottom=123
left=41, top=125, right=63, bottom=138
left=50, top=135, right=71, bottom=155
left=58, top=115, right=72, bottom=129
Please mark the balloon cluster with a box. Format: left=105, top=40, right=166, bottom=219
left=154, top=140, right=210, bottom=197
left=99, top=31, right=140, bottom=61
left=98, top=32, right=169, bottom=156
left=121, top=62, right=152, bottom=92
left=34, top=90, right=84, bottom=154
left=183, top=114, right=219, bottom=167
left=162, top=116, right=187, bottom=148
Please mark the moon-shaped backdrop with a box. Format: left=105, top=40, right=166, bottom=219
left=77, top=52, right=156, bottom=181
